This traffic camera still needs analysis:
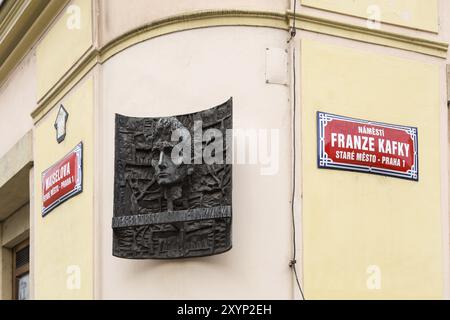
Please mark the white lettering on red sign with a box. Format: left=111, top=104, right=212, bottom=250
left=318, top=112, right=418, bottom=181
left=41, top=142, right=83, bottom=216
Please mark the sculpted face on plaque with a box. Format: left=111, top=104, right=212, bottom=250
left=113, top=99, right=233, bottom=259
left=151, top=118, right=190, bottom=184
left=150, top=117, right=193, bottom=211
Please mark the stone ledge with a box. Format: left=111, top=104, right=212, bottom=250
left=0, top=131, right=33, bottom=221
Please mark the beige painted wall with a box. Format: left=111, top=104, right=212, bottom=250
left=440, top=0, right=450, bottom=47
left=300, top=38, right=444, bottom=299
left=36, top=0, right=93, bottom=100
left=99, top=0, right=289, bottom=45
left=98, top=27, right=293, bottom=299
left=33, top=77, right=94, bottom=299
left=300, top=0, right=439, bottom=32
left=0, top=52, right=35, bottom=159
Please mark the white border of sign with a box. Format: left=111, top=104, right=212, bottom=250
left=41, top=142, right=83, bottom=216
left=317, top=112, right=419, bottom=181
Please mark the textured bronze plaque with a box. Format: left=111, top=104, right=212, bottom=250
left=113, top=99, right=232, bottom=259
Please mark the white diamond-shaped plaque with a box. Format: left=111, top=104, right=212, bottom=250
left=54, top=105, right=68, bottom=143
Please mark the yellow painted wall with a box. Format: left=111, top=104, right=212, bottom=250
left=301, top=0, right=439, bottom=32
left=301, top=39, right=443, bottom=299
left=36, top=0, right=92, bottom=100
left=33, top=77, right=94, bottom=299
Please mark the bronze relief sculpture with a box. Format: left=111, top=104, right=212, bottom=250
left=113, top=99, right=232, bottom=259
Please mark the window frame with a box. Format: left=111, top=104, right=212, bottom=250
left=12, top=239, right=29, bottom=300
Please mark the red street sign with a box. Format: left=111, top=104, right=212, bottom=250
left=42, top=142, right=83, bottom=216
left=317, top=112, right=418, bottom=181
